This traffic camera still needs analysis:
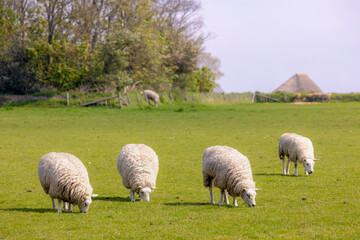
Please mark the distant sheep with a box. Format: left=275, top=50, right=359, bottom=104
left=202, top=146, right=259, bottom=207
left=144, top=90, right=160, bottom=107
left=116, top=144, right=159, bottom=202
left=38, top=152, right=97, bottom=213
left=278, top=133, right=319, bottom=176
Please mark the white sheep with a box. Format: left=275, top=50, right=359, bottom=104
left=38, top=152, right=97, bottom=213
left=202, top=146, right=259, bottom=207
left=53, top=152, right=89, bottom=211
left=278, top=133, right=319, bottom=176
left=116, top=144, right=159, bottom=202
left=144, top=90, right=160, bottom=107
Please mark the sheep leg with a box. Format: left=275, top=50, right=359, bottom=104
left=63, top=202, right=68, bottom=211
left=286, top=159, right=291, bottom=175
left=294, top=162, right=298, bottom=176
left=209, top=185, right=215, bottom=205
left=219, top=190, right=224, bottom=206
left=51, top=198, right=56, bottom=209
left=57, top=199, right=62, bottom=213
left=282, top=159, right=286, bottom=175
left=130, top=189, right=135, bottom=203
left=233, top=197, right=238, bottom=207
left=224, top=190, right=229, bottom=205
left=68, top=203, right=72, bottom=213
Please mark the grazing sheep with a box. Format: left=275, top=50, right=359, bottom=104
left=278, top=133, right=319, bottom=176
left=144, top=90, right=160, bottom=107
left=58, top=152, right=94, bottom=212
left=116, top=144, right=159, bottom=202
left=202, top=146, right=259, bottom=207
left=38, top=152, right=97, bottom=213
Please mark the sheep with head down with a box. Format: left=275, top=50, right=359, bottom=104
left=116, top=144, right=159, bottom=202
left=38, top=152, right=97, bottom=213
left=144, top=90, right=160, bottom=107
left=278, top=133, right=319, bottom=176
left=202, top=146, right=259, bottom=207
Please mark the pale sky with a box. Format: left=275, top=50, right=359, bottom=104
left=202, top=0, right=360, bottom=93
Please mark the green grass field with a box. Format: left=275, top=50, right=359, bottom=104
left=0, top=103, right=359, bottom=239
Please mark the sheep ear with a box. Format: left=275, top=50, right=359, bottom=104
left=151, top=186, right=157, bottom=190
left=92, top=194, right=98, bottom=197
left=314, top=159, right=319, bottom=161
left=254, top=188, right=261, bottom=191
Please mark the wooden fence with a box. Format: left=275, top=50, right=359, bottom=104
left=67, top=91, right=255, bottom=108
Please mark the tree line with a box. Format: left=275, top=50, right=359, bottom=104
left=0, top=0, right=222, bottom=94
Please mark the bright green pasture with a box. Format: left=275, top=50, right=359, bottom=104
left=0, top=103, right=359, bottom=239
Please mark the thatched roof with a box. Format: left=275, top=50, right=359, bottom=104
left=273, top=73, right=323, bottom=93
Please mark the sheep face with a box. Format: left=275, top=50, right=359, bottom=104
left=79, top=196, right=92, bottom=213
left=303, top=159, right=315, bottom=174
left=139, top=187, right=152, bottom=201
left=241, top=188, right=257, bottom=207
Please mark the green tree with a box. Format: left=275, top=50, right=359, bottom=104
left=0, top=4, right=19, bottom=56
left=27, top=39, right=92, bottom=90
left=0, top=4, right=40, bottom=94
left=194, top=66, right=216, bottom=92
left=0, top=0, right=222, bottom=94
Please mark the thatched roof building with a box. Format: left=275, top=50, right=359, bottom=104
left=273, top=73, right=323, bottom=93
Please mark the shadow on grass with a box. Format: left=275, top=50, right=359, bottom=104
left=165, top=202, right=253, bottom=209
left=1, top=208, right=59, bottom=213
left=164, top=202, right=216, bottom=207
left=255, top=173, right=297, bottom=177
left=93, top=196, right=130, bottom=202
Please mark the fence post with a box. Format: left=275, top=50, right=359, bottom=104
left=284, top=93, right=287, bottom=102
left=207, top=92, right=209, bottom=98
left=118, top=92, right=122, bottom=109
left=145, top=92, right=149, bottom=104
left=252, top=92, right=256, bottom=103
left=127, top=92, right=131, bottom=105
left=169, top=92, right=172, bottom=101
left=136, top=93, right=140, bottom=104
left=192, top=93, right=194, bottom=102
left=66, top=92, right=69, bottom=107
left=184, top=92, right=187, bottom=102
left=223, top=93, right=227, bottom=101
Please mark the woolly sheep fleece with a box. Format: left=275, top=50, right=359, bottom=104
left=38, top=152, right=94, bottom=213
left=202, top=146, right=257, bottom=207
left=278, top=133, right=318, bottom=176
left=144, top=90, right=160, bottom=106
left=117, top=144, right=159, bottom=201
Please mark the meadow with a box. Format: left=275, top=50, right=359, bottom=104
left=0, top=102, right=359, bottom=239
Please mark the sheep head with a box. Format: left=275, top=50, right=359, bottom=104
left=303, top=158, right=318, bottom=174
left=240, top=188, right=259, bottom=207
left=78, top=196, right=92, bottom=213
left=138, top=187, right=152, bottom=202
